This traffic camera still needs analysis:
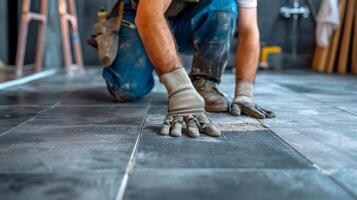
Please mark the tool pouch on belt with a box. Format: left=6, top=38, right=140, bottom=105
left=87, top=0, right=125, bottom=68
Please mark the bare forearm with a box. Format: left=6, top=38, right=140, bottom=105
left=135, top=1, right=181, bottom=75
left=235, top=32, right=260, bottom=83
left=235, top=7, right=260, bottom=83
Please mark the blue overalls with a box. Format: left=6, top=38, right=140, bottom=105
left=103, top=0, right=238, bottom=102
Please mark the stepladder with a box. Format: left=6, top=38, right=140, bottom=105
left=15, top=0, right=84, bottom=77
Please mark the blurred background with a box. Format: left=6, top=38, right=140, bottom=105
left=0, top=0, right=322, bottom=77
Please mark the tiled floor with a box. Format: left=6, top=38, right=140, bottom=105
left=0, top=69, right=356, bottom=200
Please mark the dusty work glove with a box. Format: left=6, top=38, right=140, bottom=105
left=160, top=67, right=221, bottom=138
left=231, top=81, right=275, bottom=119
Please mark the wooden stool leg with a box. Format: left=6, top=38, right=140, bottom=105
left=15, top=0, right=32, bottom=77
left=35, top=0, right=49, bottom=72
left=67, top=0, right=84, bottom=71
left=58, top=0, right=73, bottom=74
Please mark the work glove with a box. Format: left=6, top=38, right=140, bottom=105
left=160, top=67, right=221, bottom=138
left=230, top=81, right=275, bottom=119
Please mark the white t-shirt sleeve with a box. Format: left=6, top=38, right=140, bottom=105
left=237, top=0, right=257, bottom=8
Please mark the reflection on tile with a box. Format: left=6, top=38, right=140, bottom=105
left=125, top=169, right=353, bottom=200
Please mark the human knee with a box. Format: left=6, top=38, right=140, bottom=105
left=103, top=70, right=154, bottom=102
left=121, top=80, right=154, bottom=101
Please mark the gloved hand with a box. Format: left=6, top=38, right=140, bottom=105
left=160, top=67, right=221, bottom=138
left=230, top=81, right=275, bottom=119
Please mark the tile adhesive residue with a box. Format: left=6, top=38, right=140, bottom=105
left=215, top=123, right=267, bottom=132
left=146, top=114, right=267, bottom=132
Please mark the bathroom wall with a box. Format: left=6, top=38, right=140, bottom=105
left=0, top=1, right=7, bottom=63
left=257, top=0, right=322, bottom=68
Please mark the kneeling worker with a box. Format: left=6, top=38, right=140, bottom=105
left=93, top=0, right=275, bottom=138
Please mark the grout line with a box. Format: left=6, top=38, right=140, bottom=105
left=259, top=83, right=357, bottom=198
left=262, top=124, right=357, bottom=199
left=257, top=103, right=357, bottom=200
left=275, top=82, right=357, bottom=117
left=0, top=69, right=57, bottom=90
left=328, top=174, right=357, bottom=200
left=0, top=106, right=53, bottom=138
left=300, top=93, right=357, bottom=117
left=0, top=98, right=64, bottom=138
left=115, top=102, right=152, bottom=200
left=257, top=119, right=316, bottom=168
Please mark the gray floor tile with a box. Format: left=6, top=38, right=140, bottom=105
left=61, top=89, right=117, bottom=105
left=279, top=83, right=357, bottom=95
left=0, top=91, right=66, bottom=105
left=0, top=172, right=120, bottom=200
left=254, top=98, right=327, bottom=112
left=0, top=106, right=48, bottom=134
left=143, top=105, right=167, bottom=127
left=269, top=127, right=357, bottom=169
left=260, top=107, right=357, bottom=128
left=0, top=125, right=139, bottom=173
left=124, top=169, right=353, bottom=200
left=135, top=128, right=311, bottom=169
left=2, top=69, right=357, bottom=199
left=31, top=105, right=148, bottom=126
left=61, top=88, right=152, bottom=106
left=303, top=93, right=357, bottom=104
left=146, top=92, right=168, bottom=106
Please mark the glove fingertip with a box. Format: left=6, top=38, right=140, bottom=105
left=230, top=110, right=240, bottom=116
left=243, top=106, right=266, bottom=119
left=160, top=125, right=170, bottom=136
left=170, top=129, right=182, bottom=137
left=204, top=125, right=221, bottom=137
left=230, top=104, right=241, bottom=116
left=266, top=112, right=276, bottom=118
left=254, top=113, right=266, bottom=119
left=188, top=129, right=200, bottom=138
